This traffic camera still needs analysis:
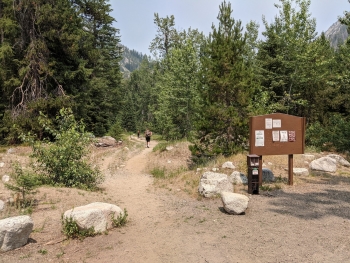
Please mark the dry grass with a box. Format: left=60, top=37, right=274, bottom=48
left=147, top=141, right=350, bottom=197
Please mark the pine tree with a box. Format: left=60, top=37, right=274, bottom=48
left=191, top=1, right=257, bottom=158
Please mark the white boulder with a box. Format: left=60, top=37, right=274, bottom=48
left=221, top=191, right=249, bottom=215
left=63, top=202, right=124, bottom=233
left=198, top=172, right=233, bottom=198
left=229, top=171, right=248, bottom=185
left=309, top=157, right=337, bottom=173
left=0, top=215, right=33, bottom=252
left=327, top=154, right=350, bottom=167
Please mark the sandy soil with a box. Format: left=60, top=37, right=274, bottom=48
left=1, top=138, right=350, bottom=263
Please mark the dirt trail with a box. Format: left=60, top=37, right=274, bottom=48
left=83, top=140, right=254, bottom=263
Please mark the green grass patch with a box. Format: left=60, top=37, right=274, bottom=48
left=150, top=166, right=166, bottom=179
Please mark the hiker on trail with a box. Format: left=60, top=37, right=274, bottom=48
left=145, top=129, right=152, bottom=148
left=137, top=130, right=140, bottom=138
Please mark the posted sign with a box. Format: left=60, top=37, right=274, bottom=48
left=249, top=113, right=306, bottom=155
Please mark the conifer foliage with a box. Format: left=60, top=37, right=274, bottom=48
left=0, top=0, right=122, bottom=142
left=190, top=1, right=257, bottom=158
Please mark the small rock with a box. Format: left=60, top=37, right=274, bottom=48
left=2, top=175, right=9, bottom=183
left=293, top=168, right=309, bottom=176
left=222, top=161, right=235, bottom=169
left=0, top=162, right=4, bottom=168
left=7, top=148, right=15, bottom=154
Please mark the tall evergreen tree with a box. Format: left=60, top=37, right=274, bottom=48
left=73, top=0, right=123, bottom=136
left=191, top=1, right=257, bottom=158
left=154, top=36, right=202, bottom=140
left=0, top=0, right=122, bottom=142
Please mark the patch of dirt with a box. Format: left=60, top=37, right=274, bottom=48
left=1, top=139, right=350, bottom=263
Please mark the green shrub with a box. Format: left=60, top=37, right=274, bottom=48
left=111, top=209, right=128, bottom=228
left=61, top=215, right=96, bottom=239
left=152, top=142, right=168, bottom=152
left=5, top=162, right=40, bottom=208
left=22, top=108, right=103, bottom=190
left=150, top=166, right=166, bottom=179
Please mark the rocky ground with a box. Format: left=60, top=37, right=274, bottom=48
left=1, top=138, right=350, bottom=263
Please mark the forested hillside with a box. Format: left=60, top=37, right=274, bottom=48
left=1, top=0, right=350, bottom=162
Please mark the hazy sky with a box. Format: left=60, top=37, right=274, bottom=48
left=110, top=0, right=350, bottom=55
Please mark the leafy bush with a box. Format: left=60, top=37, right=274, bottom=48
left=23, top=108, right=103, bottom=190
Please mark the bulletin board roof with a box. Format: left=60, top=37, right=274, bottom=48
left=249, top=113, right=306, bottom=155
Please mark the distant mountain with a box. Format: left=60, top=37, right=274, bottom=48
left=325, top=21, right=348, bottom=48
left=119, top=45, right=145, bottom=78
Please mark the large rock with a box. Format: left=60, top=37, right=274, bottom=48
left=229, top=171, right=248, bottom=185
left=94, top=136, right=117, bottom=147
left=0, top=215, right=33, bottom=252
left=262, top=168, right=275, bottom=182
left=198, top=172, right=233, bottom=198
left=221, top=191, right=249, bottom=215
left=309, top=157, right=337, bottom=173
left=327, top=154, right=350, bottom=167
left=63, top=202, right=124, bottom=233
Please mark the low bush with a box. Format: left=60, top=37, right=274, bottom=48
left=22, top=108, right=103, bottom=190
left=61, top=216, right=96, bottom=240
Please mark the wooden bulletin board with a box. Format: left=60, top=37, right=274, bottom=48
left=249, top=113, right=306, bottom=155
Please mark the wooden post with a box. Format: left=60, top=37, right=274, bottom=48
left=288, top=154, right=293, bottom=185
left=259, top=155, right=263, bottom=186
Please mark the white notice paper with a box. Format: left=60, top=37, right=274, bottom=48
left=280, top=131, right=288, bottom=142
left=273, top=119, right=281, bottom=128
left=255, top=130, right=265, bottom=147
left=265, top=118, right=272, bottom=129
left=272, top=130, right=279, bottom=142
